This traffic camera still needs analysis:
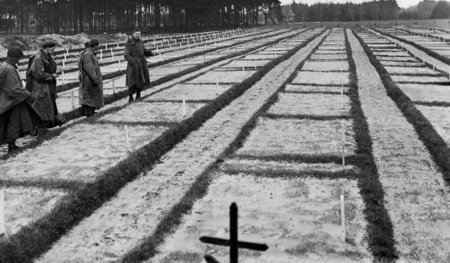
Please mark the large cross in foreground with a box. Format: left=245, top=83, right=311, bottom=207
left=199, top=202, right=269, bottom=263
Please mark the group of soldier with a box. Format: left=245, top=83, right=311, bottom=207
left=0, top=28, right=153, bottom=153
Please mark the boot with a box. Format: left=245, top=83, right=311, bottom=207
left=36, top=127, right=48, bottom=136
left=128, top=94, right=134, bottom=103
left=7, top=142, right=19, bottom=153
left=135, top=90, right=141, bottom=101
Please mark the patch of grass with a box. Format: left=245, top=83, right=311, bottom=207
left=354, top=29, right=450, bottom=181
left=233, top=153, right=363, bottom=166
left=263, top=113, right=351, bottom=121
left=413, top=101, right=450, bottom=107
left=282, top=90, right=351, bottom=95
left=0, top=178, right=85, bottom=192
left=93, top=120, right=177, bottom=127
left=220, top=166, right=360, bottom=180
left=346, top=29, right=398, bottom=261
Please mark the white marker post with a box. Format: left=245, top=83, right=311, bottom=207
left=111, top=49, right=115, bottom=61
left=62, top=71, right=65, bottom=85
left=216, top=77, right=219, bottom=95
left=341, top=119, right=346, bottom=167
left=125, top=125, right=131, bottom=152
left=112, top=78, right=116, bottom=94
left=340, top=194, right=346, bottom=242
left=182, top=95, right=187, bottom=116
left=71, top=90, right=75, bottom=109
left=242, top=66, right=245, bottom=79
left=100, top=49, right=103, bottom=62
left=0, top=190, right=5, bottom=236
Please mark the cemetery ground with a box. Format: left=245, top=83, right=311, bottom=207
left=0, top=23, right=450, bottom=262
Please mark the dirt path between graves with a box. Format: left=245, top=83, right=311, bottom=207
left=35, top=31, right=329, bottom=263
left=368, top=28, right=450, bottom=73
left=348, top=29, right=450, bottom=262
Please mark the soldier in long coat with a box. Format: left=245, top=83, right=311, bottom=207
left=78, top=39, right=103, bottom=117
left=0, top=47, right=37, bottom=152
left=124, top=28, right=154, bottom=102
left=26, top=41, right=64, bottom=134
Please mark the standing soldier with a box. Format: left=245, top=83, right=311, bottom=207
left=78, top=39, right=103, bottom=117
left=0, top=47, right=37, bottom=152
left=26, top=41, right=64, bottom=135
left=124, top=28, right=154, bottom=102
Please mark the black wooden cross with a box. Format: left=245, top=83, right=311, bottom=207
left=199, top=202, right=269, bottom=263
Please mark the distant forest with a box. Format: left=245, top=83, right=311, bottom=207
left=1, top=0, right=449, bottom=34
left=0, top=0, right=281, bottom=34
left=290, top=0, right=400, bottom=21
left=288, top=0, right=450, bottom=22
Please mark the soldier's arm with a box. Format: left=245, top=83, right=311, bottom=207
left=4, top=67, right=31, bottom=100
left=30, top=57, right=55, bottom=82
left=144, top=46, right=153, bottom=57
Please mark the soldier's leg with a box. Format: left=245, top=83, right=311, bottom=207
left=128, top=85, right=136, bottom=102
left=136, top=86, right=142, bottom=100
left=5, top=106, right=22, bottom=152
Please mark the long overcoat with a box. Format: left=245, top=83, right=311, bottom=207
left=0, top=61, right=30, bottom=115
left=78, top=48, right=104, bottom=108
left=124, top=38, right=153, bottom=89
left=26, top=50, right=57, bottom=121
left=0, top=60, right=35, bottom=142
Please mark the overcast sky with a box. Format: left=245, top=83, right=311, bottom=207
left=279, top=0, right=422, bottom=9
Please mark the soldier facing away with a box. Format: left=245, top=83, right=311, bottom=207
left=78, top=39, right=104, bottom=117
left=124, top=28, right=154, bottom=102
left=0, top=47, right=38, bottom=152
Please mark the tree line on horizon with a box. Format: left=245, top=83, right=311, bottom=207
left=0, top=0, right=282, bottom=34
left=288, top=0, right=450, bottom=22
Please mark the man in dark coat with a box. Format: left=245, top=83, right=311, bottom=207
left=26, top=41, right=64, bottom=135
left=0, top=47, right=37, bottom=152
left=124, top=28, right=154, bottom=102
left=78, top=39, right=104, bottom=117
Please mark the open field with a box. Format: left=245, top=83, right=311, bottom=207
left=0, top=23, right=450, bottom=263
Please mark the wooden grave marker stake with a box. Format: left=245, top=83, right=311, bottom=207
left=112, top=78, right=116, bottom=94
left=125, top=125, right=131, bottom=152
left=200, top=203, right=268, bottom=263
left=341, top=194, right=346, bottom=242
left=71, top=90, right=75, bottom=109
left=216, top=77, right=219, bottom=95
left=182, top=95, right=187, bottom=116
left=341, top=119, right=346, bottom=167
left=0, top=190, right=5, bottom=237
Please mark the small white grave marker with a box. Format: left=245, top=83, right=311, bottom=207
left=125, top=125, right=131, bottom=152
left=340, top=194, right=346, bottom=242
left=71, top=90, right=75, bottom=109
left=182, top=95, right=187, bottom=116
left=112, top=79, right=116, bottom=94
left=341, top=119, right=346, bottom=167
left=0, top=189, right=5, bottom=236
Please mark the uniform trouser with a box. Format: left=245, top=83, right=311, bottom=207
left=47, top=93, right=62, bottom=128
left=128, top=85, right=142, bottom=94
left=0, top=102, right=36, bottom=144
